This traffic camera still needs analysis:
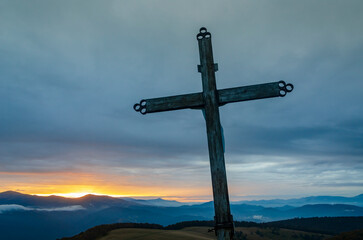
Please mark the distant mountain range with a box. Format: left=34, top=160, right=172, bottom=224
left=120, top=197, right=189, bottom=207
left=233, top=194, right=363, bottom=207
left=0, top=191, right=362, bottom=240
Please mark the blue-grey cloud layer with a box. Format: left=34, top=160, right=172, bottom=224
left=1, top=0, right=362, bottom=198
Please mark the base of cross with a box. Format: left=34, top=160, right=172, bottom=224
left=208, top=215, right=234, bottom=239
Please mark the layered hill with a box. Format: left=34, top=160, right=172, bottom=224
left=0, top=191, right=362, bottom=240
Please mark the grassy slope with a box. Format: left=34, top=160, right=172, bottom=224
left=98, top=227, right=331, bottom=240
left=98, top=227, right=214, bottom=240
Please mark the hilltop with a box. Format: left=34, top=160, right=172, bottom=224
left=59, top=217, right=363, bottom=240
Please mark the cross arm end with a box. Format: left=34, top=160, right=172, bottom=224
left=278, top=80, right=294, bottom=97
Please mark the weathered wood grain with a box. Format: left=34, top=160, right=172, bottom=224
left=198, top=30, right=234, bottom=240
left=141, top=82, right=281, bottom=114
left=218, top=82, right=281, bottom=105
left=144, top=92, right=203, bottom=114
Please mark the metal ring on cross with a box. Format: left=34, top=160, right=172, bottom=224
left=134, top=99, right=147, bottom=114
left=285, top=83, right=294, bottom=92
left=197, top=27, right=211, bottom=40
left=278, top=80, right=294, bottom=97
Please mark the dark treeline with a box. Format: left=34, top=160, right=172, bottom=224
left=264, top=216, right=363, bottom=235
left=164, top=220, right=214, bottom=230
left=168, top=217, right=363, bottom=234
left=327, top=229, right=363, bottom=240
left=165, top=220, right=261, bottom=230
left=59, top=217, right=363, bottom=240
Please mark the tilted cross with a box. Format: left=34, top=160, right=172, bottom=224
left=134, top=27, right=293, bottom=240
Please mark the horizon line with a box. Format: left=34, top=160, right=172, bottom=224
left=1, top=190, right=361, bottom=202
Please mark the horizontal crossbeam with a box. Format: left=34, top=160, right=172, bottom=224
left=134, top=81, right=293, bottom=114
left=218, top=81, right=292, bottom=105
left=134, top=92, right=204, bottom=114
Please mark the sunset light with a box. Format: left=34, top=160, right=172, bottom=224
left=1, top=1, right=363, bottom=239
left=35, top=192, right=107, bottom=198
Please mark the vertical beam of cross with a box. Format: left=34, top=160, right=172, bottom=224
left=197, top=27, right=234, bottom=239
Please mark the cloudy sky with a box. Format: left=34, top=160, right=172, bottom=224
left=1, top=0, right=362, bottom=201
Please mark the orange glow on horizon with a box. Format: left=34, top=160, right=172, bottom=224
left=34, top=192, right=117, bottom=198
left=0, top=171, right=213, bottom=202
left=31, top=192, right=208, bottom=202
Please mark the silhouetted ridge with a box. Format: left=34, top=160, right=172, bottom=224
left=0, top=191, right=24, bottom=196
left=0, top=191, right=138, bottom=208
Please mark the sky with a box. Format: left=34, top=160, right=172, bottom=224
left=1, top=0, right=362, bottom=202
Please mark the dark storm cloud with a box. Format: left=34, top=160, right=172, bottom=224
left=1, top=0, right=362, bottom=196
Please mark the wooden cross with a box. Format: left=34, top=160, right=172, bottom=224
left=134, top=27, right=293, bottom=240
